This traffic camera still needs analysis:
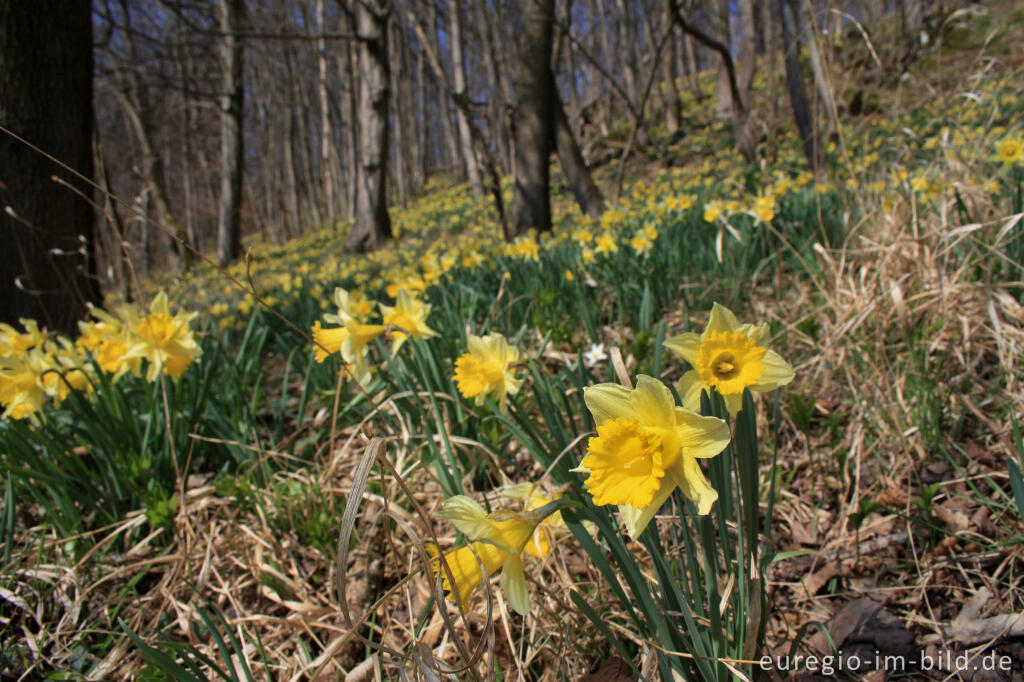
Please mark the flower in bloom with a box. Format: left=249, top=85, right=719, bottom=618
left=583, top=343, right=607, bottom=368
left=630, top=232, right=653, bottom=255
left=325, top=287, right=376, bottom=323
left=430, top=494, right=556, bottom=615
left=997, top=137, right=1024, bottom=165
left=379, top=289, right=437, bottom=353
left=577, top=376, right=730, bottom=535
left=120, top=291, right=201, bottom=382
left=453, top=333, right=523, bottom=413
left=665, top=303, right=794, bottom=415
left=595, top=232, right=618, bottom=255
left=703, top=201, right=723, bottom=223
left=751, top=195, right=776, bottom=223
left=312, top=318, right=384, bottom=387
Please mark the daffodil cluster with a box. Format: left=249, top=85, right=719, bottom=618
left=311, top=286, right=437, bottom=386
left=0, top=291, right=201, bottom=420
left=576, top=304, right=793, bottom=535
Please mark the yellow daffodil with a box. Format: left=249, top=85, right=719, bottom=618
left=0, top=350, right=51, bottom=419
left=311, top=320, right=348, bottom=363
left=120, top=291, right=201, bottom=382
left=430, top=494, right=558, bottom=615
left=595, top=232, right=618, bottom=255
left=665, top=303, right=794, bottom=415
left=324, top=287, right=376, bottom=324
left=453, top=333, right=523, bottom=412
left=703, top=201, right=723, bottom=223
left=630, top=233, right=653, bottom=255
left=997, top=137, right=1024, bottom=164
left=379, top=289, right=437, bottom=353
left=576, top=375, right=731, bottom=536
left=0, top=319, right=48, bottom=356
left=751, top=195, right=776, bottom=223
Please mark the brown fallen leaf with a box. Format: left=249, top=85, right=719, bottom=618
left=799, top=561, right=841, bottom=601
left=575, top=656, right=634, bottom=682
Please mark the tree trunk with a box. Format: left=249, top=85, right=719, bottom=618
left=801, top=0, right=840, bottom=142
left=682, top=30, right=701, bottom=98
left=317, top=0, right=336, bottom=226
left=510, top=0, right=555, bottom=238
left=450, top=0, right=482, bottom=196
left=738, top=0, right=757, bottom=97
left=345, top=0, right=392, bottom=252
left=662, top=0, right=681, bottom=134
left=714, top=0, right=732, bottom=119
left=777, top=0, right=820, bottom=168
left=552, top=95, right=604, bottom=218
left=476, top=0, right=511, bottom=171
left=216, top=0, right=245, bottom=268
left=0, top=0, right=97, bottom=333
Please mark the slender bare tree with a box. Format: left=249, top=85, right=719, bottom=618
left=216, top=0, right=245, bottom=267
left=345, top=0, right=392, bottom=252
left=510, top=0, right=556, bottom=237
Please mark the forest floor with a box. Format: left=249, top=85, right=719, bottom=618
left=3, top=3, right=1024, bottom=681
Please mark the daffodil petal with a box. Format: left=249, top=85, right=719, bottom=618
left=632, top=375, right=677, bottom=430
left=500, top=554, right=530, bottom=615
left=674, top=457, right=718, bottom=515
left=677, top=369, right=704, bottom=411
left=438, top=496, right=496, bottom=540
left=664, top=332, right=701, bottom=367
left=619, top=481, right=676, bottom=537
left=749, top=350, right=795, bottom=392
left=706, top=302, right=740, bottom=336
left=674, top=409, right=731, bottom=458
left=583, top=383, right=636, bottom=425
left=723, top=391, right=744, bottom=415
left=735, top=322, right=770, bottom=347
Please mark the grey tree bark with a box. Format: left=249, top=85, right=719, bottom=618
left=345, top=0, right=392, bottom=252
left=801, top=0, right=840, bottom=142
left=449, top=0, right=483, bottom=196
left=216, top=0, right=245, bottom=268
left=510, top=0, right=556, bottom=238
left=777, top=0, right=821, bottom=168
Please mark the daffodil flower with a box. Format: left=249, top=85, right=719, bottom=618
left=312, top=318, right=384, bottom=386
left=665, top=303, right=794, bottom=415
left=997, top=137, right=1024, bottom=165
left=379, top=289, right=437, bottom=353
left=453, top=333, right=523, bottom=412
left=431, top=495, right=559, bottom=615
left=120, top=291, right=201, bottom=382
left=576, top=375, right=731, bottom=536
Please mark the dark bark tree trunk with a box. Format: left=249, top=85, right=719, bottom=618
left=216, top=0, right=245, bottom=268
left=552, top=96, right=604, bottom=218
left=0, top=0, right=97, bottom=333
left=476, top=0, right=511, bottom=172
left=510, top=0, right=555, bottom=238
left=801, top=0, right=839, bottom=142
left=345, top=0, right=392, bottom=252
left=777, top=0, right=821, bottom=169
